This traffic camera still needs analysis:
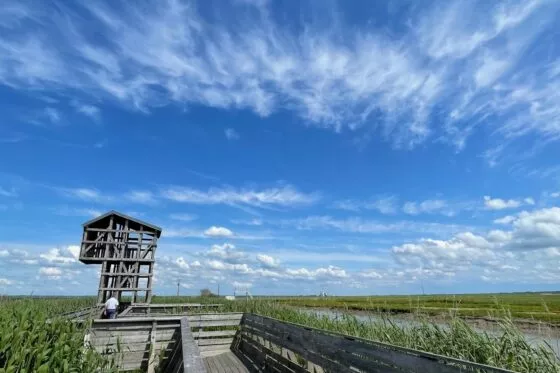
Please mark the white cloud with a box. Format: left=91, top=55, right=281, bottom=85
left=402, top=199, right=448, bottom=215
left=0, top=278, right=13, bottom=285
left=288, top=215, right=469, bottom=236
left=483, top=196, right=524, bottom=210
left=170, top=213, right=197, bottom=222
left=39, top=247, right=78, bottom=265
left=286, top=266, right=348, bottom=280
left=39, top=267, right=62, bottom=279
left=232, top=281, right=253, bottom=289
left=391, top=207, right=560, bottom=283
left=0, top=250, right=9, bottom=257
left=524, top=197, right=535, bottom=205
left=67, top=245, right=80, bottom=259
left=76, top=104, right=100, bottom=120
left=493, top=215, right=516, bottom=225
left=333, top=196, right=398, bottom=214
left=256, top=254, right=280, bottom=268
left=225, top=128, right=240, bottom=140
left=44, top=107, right=60, bottom=123
left=53, top=206, right=102, bottom=218
left=60, top=187, right=109, bottom=203
left=204, top=226, right=234, bottom=238
left=3, top=0, right=558, bottom=151
left=176, top=257, right=190, bottom=270
left=126, top=190, right=157, bottom=205
left=161, top=185, right=318, bottom=208
left=206, top=243, right=246, bottom=263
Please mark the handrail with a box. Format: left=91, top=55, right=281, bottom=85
left=241, top=314, right=518, bottom=373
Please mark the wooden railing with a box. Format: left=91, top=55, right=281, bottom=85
left=84, top=312, right=519, bottom=373
left=233, top=314, right=517, bottom=373
left=86, top=313, right=243, bottom=372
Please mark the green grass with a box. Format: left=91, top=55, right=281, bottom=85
left=0, top=297, right=117, bottom=372
left=1, top=295, right=558, bottom=372
left=155, top=296, right=560, bottom=372
left=259, top=293, right=560, bottom=324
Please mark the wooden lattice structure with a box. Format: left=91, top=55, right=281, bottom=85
left=79, top=211, right=162, bottom=306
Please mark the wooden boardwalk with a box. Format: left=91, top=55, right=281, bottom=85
left=83, top=311, right=517, bottom=373
left=203, top=352, right=249, bottom=373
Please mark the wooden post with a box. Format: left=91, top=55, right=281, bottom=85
left=147, top=320, right=158, bottom=373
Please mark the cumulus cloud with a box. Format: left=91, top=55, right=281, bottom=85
left=391, top=207, right=560, bottom=283
left=0, top=278, right=13, bottom=285
left=204, top=226, right=234, bottom=238
left=39, top=247, right=78, bottom=265
left=39, top=267, right=62, bottom=279
left=206, top=243, right=247, bottom=263
left=232, top=281, right=253, bottom=289
left=256, top=254, right=280, bottom=268
left=286, top=266, right=348, bottom=280
left=483, top=196, right=529, bottom=210
left=494, top=215, right=516, bottom=225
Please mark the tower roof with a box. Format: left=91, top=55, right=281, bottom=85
left=82, top=210, right=162, bottom=237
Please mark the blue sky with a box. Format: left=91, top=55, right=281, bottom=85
left=1, top=0, right=560, bottom=296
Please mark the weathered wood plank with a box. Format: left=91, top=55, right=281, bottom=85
left=244, top=318, right=401, bottom=373
left=244, top=314, right=516, bottom=373
left=181, top=317, right=208, bottom=373
left=235, top=334, right=306, bottom=373
left=195, top=330, right=238, bottom=338
left=197, top=338, right=234, bottom=346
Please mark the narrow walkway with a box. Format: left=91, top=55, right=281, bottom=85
left=203, top=352, right=250, bottom=373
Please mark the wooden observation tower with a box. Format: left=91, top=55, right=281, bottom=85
left=79, top=211, right=162, bottom=306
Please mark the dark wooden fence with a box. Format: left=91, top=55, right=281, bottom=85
left=233, top=314, right=516, bottom=373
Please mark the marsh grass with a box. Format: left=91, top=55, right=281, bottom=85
left=220, top=300, right=560, bottom=373
left=0, top=296, right=558, bottom=372
left=0, top=297, right=117, bottom=372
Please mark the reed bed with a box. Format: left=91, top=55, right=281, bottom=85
left=222, top=300, right=560, bottom=373
left=0, top=297, right=116, bottom=372
left=0, top=297, right=558, bottom=372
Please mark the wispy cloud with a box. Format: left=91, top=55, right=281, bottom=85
left=333, top=196, right=398, bottom=214
left=225, top=128, right=240, bottom=140
left=53, top=206, right=102, bottom=218
left=44, top=107, right=60, bottom=123
left=75, top=104, right=101, bottom=121
left=170, top=213, right=198, bottom=222
left=161, top=184, right=319, bottom=208
left=0, top=187, right=17, bottom=197
left=1, top=0, right=559, bottom=152
left=402, top=199, right=451, bottom=216
left=125, top=190, right=157, bottom=205
left=58, top=187, right=112, bottom=203
left=285, top=215, right=472, bottom=236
